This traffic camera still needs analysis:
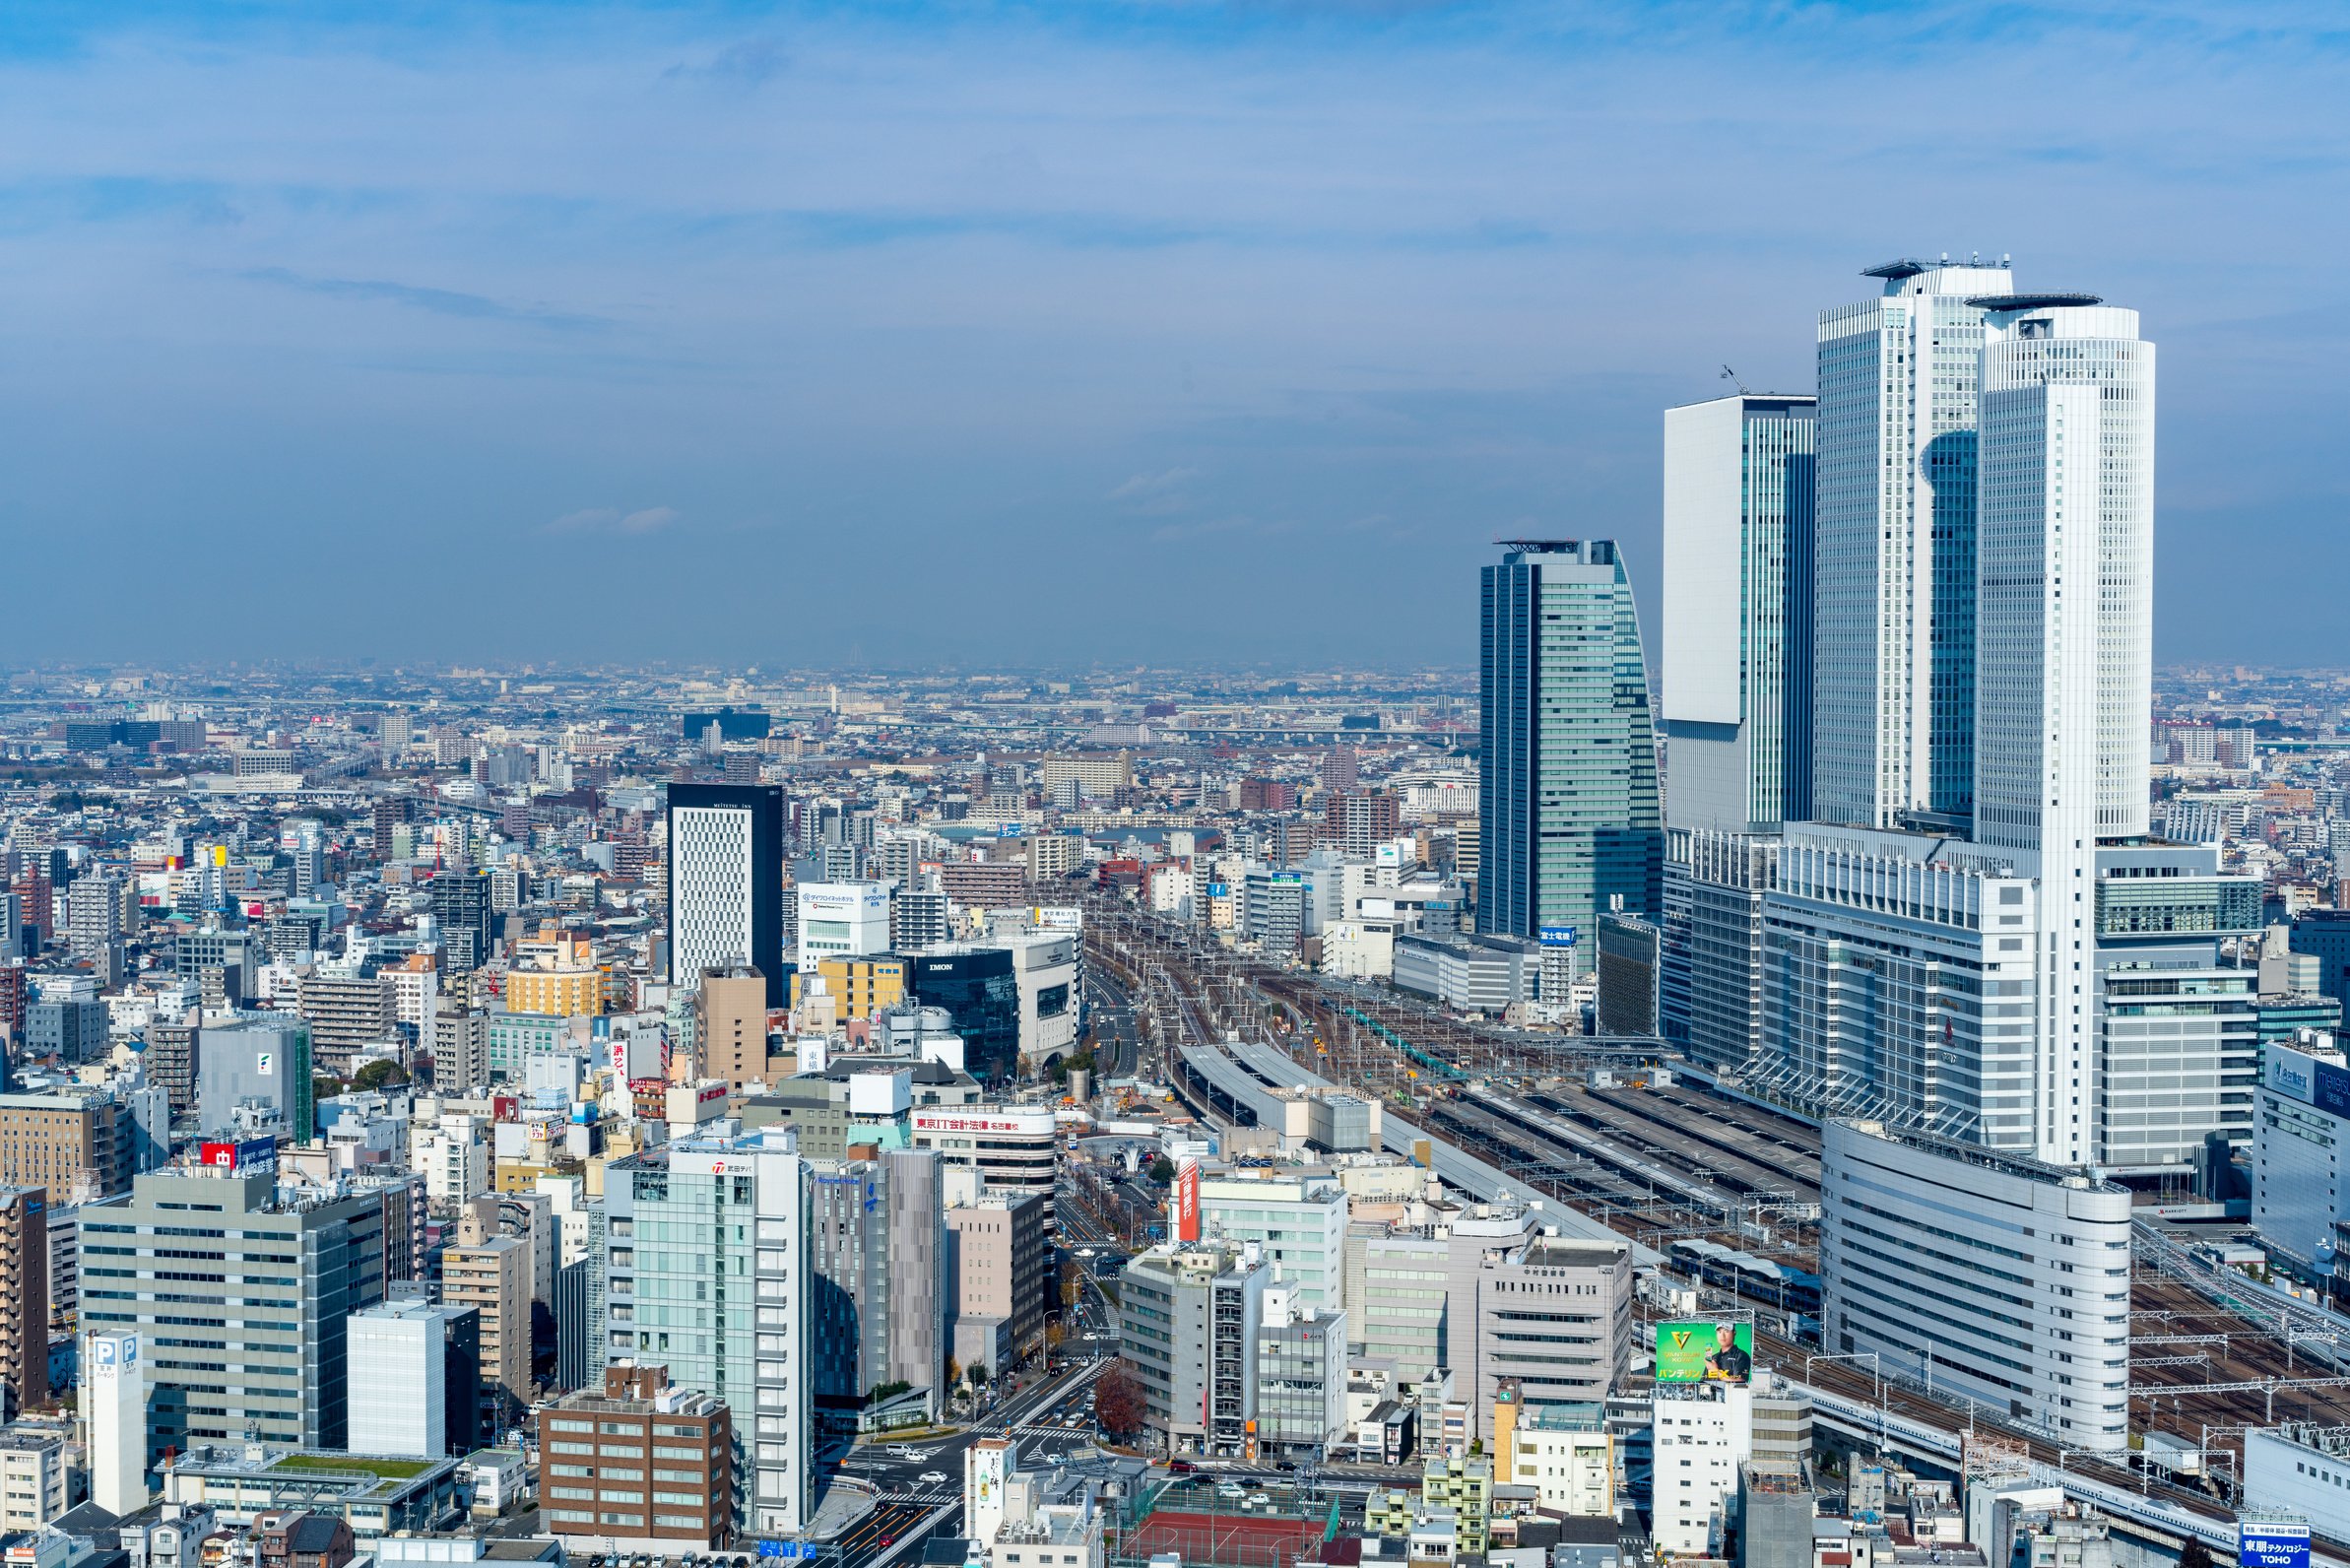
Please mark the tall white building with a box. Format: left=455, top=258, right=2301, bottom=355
left=347, top=1299, right=457, bottom=1458
left=1663, top=393, right=1818, bottom=835
left=1813, top=257, right=2015, bottom=831
left=1819, top=1118, right=2131, bottom=1453
left=1652, top=1381, right=1752, bottom=1557
left=666, top=783, right=784, bottom=1009
left=1972, top=294, right=2155, bottom=1166
left=83, top=1330, right=148, bottom=1517
left=795, top=882, right=891, bottom=971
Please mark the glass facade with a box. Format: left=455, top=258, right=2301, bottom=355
left=1478, top=541, right=1663, bottom=948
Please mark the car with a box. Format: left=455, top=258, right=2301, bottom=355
left=1216, top=1481, right=1245, bottom=1499
left=1274, top=1460, right=1297, bottom=1472
left=1245, top=1491, right=1271, bottom=1508
left=920, top=1471, right=948, bottom=1484
left=877, top=1536, right=893, bottom=1549
left=1167, top=1460, right=1196, bottom=1475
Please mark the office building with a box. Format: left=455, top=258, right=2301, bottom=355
left=1813, top=257, right=2015, bottom=829
left=441, top=1206, right=532, bottom=1438
left=431, top=1008, right=489, bottom=1091
left=1594, top=911, right=1663, bottom=1035
left=1393, top=931, right=1542, bottom=1013
left=1254, top=1286, right=1347, bottom=1462
left=1326, top=792, right=1403, bottom=859
left=26, top=997, right=108, bottom=1063
left=668, top=783, right=786, bottom=1009
left=428, top=869, right=495, bottom=971
left=537, top=1363, right=734, bottom=1552
left=1002, top=932, right=1079, bottom=1070
left=1973, top=292, right=2155, bottom=1167
left=909, top=947, right=1020, bottom=1084
left=1466, top=1232, right=1632, bottom=1422
left=2291, top=910, right=2350, bottom=1007
left=1116, top=1241, right=1271, bottom=1457
left=794, top=882, right=890, bottom=973
left=1346, top=1225, right=1449, bottom=1374
left=1661, top=829, right=1779, bottom=1069
left=946, top=1188, right=1049, bottom=1374
left=1662, top=392, right=1817, bottom=834
left=0, top=1187, right=48, bottom=1417
left=347, top=1298, right=479, bottom=1459
left=910, top=1104, right=1057, bottom=1229
left=2251, top=1031, right=2350, bottom=1276
left=1197, top=1172, right=1347, bottom=1316
left=1738, top=1460, right=1819, bottom=1568
left=0, top=1090, right=134, bottom=1202
left=0, top=1429, right=68, bottom=1532
left=1241, top=868, right=1310, bottom=960
left=1820, top=1118, right=2129, bottom=1453
left=1478, top=540, right=1663, bottom=955
left=695, top=965, right=774, bottom=1090
left=788, top=954, right=907, bottom=1020
left=79, top=1164, right=390, bottom=1452
left=601, top=1133, right=814, bottom=1537
left=1499, top=1400, right=1614, bottom=1517
left=1653, top=1380, right=1752, bottom=1557
left=195, top=1013, right=315, bottom=1143
left=808, top=1154, right=947, bottom=1408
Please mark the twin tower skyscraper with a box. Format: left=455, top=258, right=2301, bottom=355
left=1665, top=255, right=2155, bottom=852
left=1487, top=256, right=2220, bottom=1174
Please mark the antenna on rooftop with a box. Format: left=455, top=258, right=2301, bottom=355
left=1721, top=365, right=1749, bottom=394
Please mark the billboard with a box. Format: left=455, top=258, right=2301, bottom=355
left=2239, top=1525, right=2310, bottom=1568
left=1175, top=1157, right=1202, bottom=1243
left=1538, top=925, right=1578, bottom=947
left=198, top=1139, right=278, bottom=1173
left=1655, top=1320, right=1752, bottom=1383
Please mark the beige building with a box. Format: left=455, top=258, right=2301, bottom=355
left=0, top=1431, right=68, bottom=1531
left=0, top=1092, right=130, bottom=1204
left=946, top=1189, right=1048, bottom=1371
left=695, top=965, right=776, bottom=1089
left=505, top=967, right=606, bottom=1018
left=443, top=1207, right=532, bottom=1428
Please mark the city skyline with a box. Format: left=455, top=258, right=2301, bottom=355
left=3, top=3, right=2347, bottom=666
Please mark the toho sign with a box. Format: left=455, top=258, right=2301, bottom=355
left=2239, top=1524, right=2310, bottom=1568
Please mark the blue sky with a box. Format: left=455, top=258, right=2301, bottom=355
left=2, top=1, right=2345, bottom=669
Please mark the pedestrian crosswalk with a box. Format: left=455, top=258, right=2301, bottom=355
left=880, top=1487, right=960, bottom=1507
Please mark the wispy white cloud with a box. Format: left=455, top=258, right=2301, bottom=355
left=548, top=505, right=681, bottom=535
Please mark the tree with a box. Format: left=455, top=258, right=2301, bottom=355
left=1093, top=1361, right=1145, bottom=1439
left=1147, top=1154, right=1176, bottom=1185
left=967, top=1362, right=991, bottom=1388
left=2179, top=1540, right=2213, bottom=1568
left=353, top=1058, right=409, bottom=1091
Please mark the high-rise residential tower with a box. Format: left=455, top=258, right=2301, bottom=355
left=1812, top=257, right=2016, bottom=831
left=1477, top=540, right=1664, bottom=950
left=1663, top=393, right=1818, bottom=835
left=666, top=783, right=786, bottom=1009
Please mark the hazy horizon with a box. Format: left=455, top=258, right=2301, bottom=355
left=4, top=2, right=2345, bottom=669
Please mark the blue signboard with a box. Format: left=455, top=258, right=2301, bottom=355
left=1538, top=925, right=1578, bottom=947
left=2316, top=1061, right=2350, bottom=1121
left=999, top=822, right=1026, bottom=838
left=756, top=1542, right=813, bottom=1560
left=2240, top=1524, right=2310, bottom=1568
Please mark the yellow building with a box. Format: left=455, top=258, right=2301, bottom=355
left=506, top=966, right=607, bottom=1017
left=788, top=954, right=907, bottom=1020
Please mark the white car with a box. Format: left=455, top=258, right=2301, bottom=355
left=919, top=1471, right=948, bottom=1485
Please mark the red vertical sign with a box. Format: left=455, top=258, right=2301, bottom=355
left=1176, top=1158, right=1201, bottom=1242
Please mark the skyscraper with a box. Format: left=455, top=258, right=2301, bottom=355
left=666, top=783, right=786, bottom=1009
left=1973, top=292, right=2155, bottom=1166
left=1478, top=540, right=1663, bottom=948
left=1812, top=257, right=2016, bottom=831
left=1663, top=393, right=1818, bottom=834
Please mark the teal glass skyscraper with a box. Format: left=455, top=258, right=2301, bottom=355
left=1478, top=540, right=1664, bottom=947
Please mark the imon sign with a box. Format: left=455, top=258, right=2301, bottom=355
left=2239, top=1524, right=2310, bottom=1568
